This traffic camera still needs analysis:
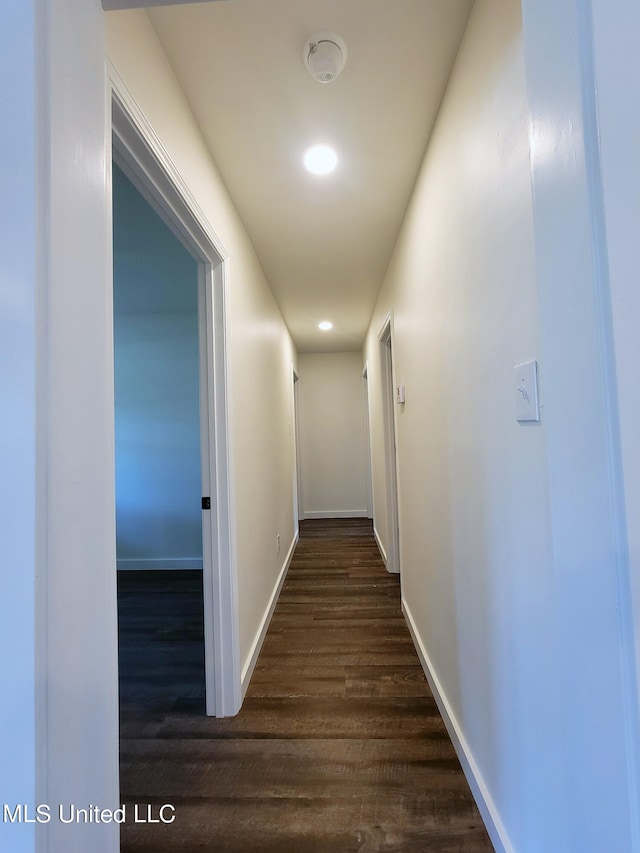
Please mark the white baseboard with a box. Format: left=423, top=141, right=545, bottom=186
left=373, top=525, right=388, bottom=567
left=241, top=531, right=298, bottom=696
left=402, top=598, right=513, bottom=853
left=303, top=510, right=369, bottom=519
left=117, top=558, right=203, bottom=570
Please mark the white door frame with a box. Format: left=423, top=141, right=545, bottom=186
left=292, top=367, right=302, bottom=529
left=378, top=314, right=401, bottom=574
left=110, top=67, right=241, bottom=716
left=362, top=362, right=374, bottom=520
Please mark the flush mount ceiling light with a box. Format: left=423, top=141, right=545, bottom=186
left=303, top=32, right=347, bottom=83
left=304, top=144, right=338, bottom=175
left=318, top=321, right=333, bottom=331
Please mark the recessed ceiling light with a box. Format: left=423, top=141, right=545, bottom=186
left=304, top=144, right=338, bottom=175
left=318, top=321, right=333, bottom=331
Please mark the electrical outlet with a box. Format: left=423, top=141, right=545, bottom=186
left=276, top=533, right=281, bottom=553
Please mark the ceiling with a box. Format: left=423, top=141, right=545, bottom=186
left=142, top=0, right=473, bottom=352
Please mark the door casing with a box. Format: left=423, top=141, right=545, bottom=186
left=110, top=65, right=241, bottom=716
left=378, top=313, right=401, bottom=575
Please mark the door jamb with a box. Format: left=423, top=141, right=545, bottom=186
left=362, top=362, right=374, bottom=520
left=109, top=65, right=241, bottom=716
left=292, top=367, right=302, bottom=529
left=378, top=313, right=401, bottom=574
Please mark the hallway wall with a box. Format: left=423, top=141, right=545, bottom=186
left=106, top=10, right=298, bottom=688
left=365, top=0, right=637, bottom=850
left=297, top=352, right=368, bottom=519
left=0, top=3, right=120, bottom=851
left=591, top=0, right=640, bottom=712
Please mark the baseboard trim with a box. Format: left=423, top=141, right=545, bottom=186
left=402, top=597, right=513, bottom=853
left=303, top=510, right=369, bottom=519
left=116, top=558, right=203, bottom=570
left=241, top=531, right=299, bottom=697
left=373, top=525, right=388, bottom=568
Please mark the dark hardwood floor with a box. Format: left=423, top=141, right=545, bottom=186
left=118, top=519, right=493, bottom=852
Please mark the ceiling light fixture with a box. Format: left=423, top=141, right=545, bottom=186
left=304, top=144, right=338, bottom=175
left=318, top=321, right=333, bottom=331
left=303, top=32, right=348, bottom=84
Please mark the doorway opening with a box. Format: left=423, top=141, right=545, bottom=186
left=111, top=82, right=240, bottom=718
left=113, top=162, right=206, bottom=714
left=378, top=315, right=401, bottom=574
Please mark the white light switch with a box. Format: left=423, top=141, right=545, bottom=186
left=396, top=384, right=405, bottom=404
left=514, top=360, right=540, bottom=423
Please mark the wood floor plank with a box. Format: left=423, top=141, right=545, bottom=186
left=120, top=797, right=491, bottom=853
left=118, top=518, right=493, bottom=851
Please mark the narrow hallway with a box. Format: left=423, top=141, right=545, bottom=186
left=119, top=519, right=493, bottom=852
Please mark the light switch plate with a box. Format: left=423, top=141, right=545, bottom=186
left=514, top=360, right=540, bottom=422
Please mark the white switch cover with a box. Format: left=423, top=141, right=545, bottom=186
left=514, top=360, right=540, bottom=423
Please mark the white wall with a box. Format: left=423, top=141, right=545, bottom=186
left=365, top=0, right=638, bottom=850
left=591, top=0, right=640, bottom=723
left=298, top=352, right=368, bottom=519
left=0, top=1, right=120, bottom=851
left=521, top=0, right=639, bottom=847
left=105, top=10, right=298, bottom=682
left=1, top=5, right=39, bottom=851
